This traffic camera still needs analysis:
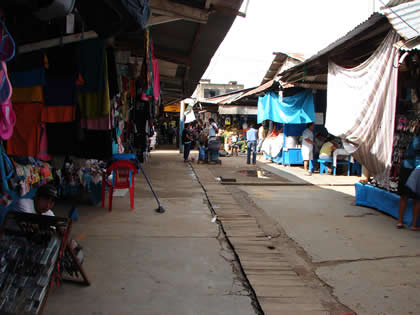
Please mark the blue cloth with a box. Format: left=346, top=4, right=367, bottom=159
left=246, top=128, right=257, bottom=141
left=257, top=90, right=315, bottom=124
left=402, top=136, right=420, bottom=169
left=10, top=68, right=45, bottom=87
left=247, top=141, right=257, bottom=164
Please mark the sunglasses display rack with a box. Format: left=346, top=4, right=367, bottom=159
left=0, top=211, right=69, bottom=315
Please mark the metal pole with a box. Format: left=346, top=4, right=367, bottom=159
left=179, top=100, right=185, bottom=153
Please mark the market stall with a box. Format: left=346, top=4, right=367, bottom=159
left=258, top=89, right=316, bottom=165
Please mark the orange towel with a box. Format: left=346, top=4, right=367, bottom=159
left=12, top=86, right=44, bottom=103
left=7, top=103, right=42, bottom=156
left=41, top=105, right=75, bottom=123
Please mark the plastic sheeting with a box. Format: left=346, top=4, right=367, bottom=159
left=326, top=31, right=400, bottom=181
left=257, top=90, right=315, bottom=124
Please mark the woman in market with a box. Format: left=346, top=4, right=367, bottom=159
left=318, top=137, right=338, bottom=174
left=301, top=122, right=316, bottom=176
left=396, top=135, right=420, bottom=229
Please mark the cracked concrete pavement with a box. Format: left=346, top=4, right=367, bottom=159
left=217, top=155, right=420, bottom=315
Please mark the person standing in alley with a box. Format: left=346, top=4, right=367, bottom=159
left=257, top=122, right=266, bottom=153
left=182, top=123, right=193, bottom=162
left=302, top=122, right=316, bottom=176
left=396, top=135, right=420, bottom=229
left=208, top=118, right=219, bottom=142
left=246, top=124, right=258, bottom=165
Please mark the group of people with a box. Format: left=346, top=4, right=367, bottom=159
left=301, top=122, right=341, bottom=176
left=181, top=118, right=219, bottom=162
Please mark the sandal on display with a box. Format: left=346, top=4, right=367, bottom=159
left=396, top=223, right=404, bottom=229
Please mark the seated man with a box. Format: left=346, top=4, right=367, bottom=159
left=319, top=138, right=338, bottom=174
left=230, top=132, right=240, bottom=156
left=13, top=184, right=57, bottom=216
left=235, top=132, right=247, bottom=153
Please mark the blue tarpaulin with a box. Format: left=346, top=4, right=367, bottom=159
left=257, top=90, right=315, bottom=124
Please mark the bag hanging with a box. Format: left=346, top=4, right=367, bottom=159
left=0, top=18, right=15, bottom=62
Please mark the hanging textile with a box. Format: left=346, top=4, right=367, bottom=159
left=325, top=30, right=400, bottom=181
left=7, top=103, right=42, bottom=156
left=257, top=90, right=315, bottom=124
left=9, top=68, right=46, bottom=87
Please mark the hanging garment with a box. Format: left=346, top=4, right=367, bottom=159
left=12, top=86, right=44, bottom=103
left=44, top=75, right=76, bottom=106
left=41, top=105, right=75, bottom=123
left=78, top=39, right=106, bottom=93
left=80, top=116, right=111, bottom=130
left=9, top=68, right=46, bottom=87
left=77, top=90, right=110, bottom=119
left=325, top=30, right=400, bottom=181
left=106, top=48, right=119, bottom=99
left=7, top=103, right=43, bottom=156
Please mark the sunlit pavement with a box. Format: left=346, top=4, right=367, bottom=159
left=44, top=147, right=257, bottom=315
left=196, top=153, right=420, bottom=315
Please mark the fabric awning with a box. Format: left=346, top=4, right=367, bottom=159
left=218, top=105, right=257, bottom=115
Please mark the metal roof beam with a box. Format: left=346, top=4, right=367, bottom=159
left=147, top=15, right=182, bottom=27
left=149, top=0, right=209, bottom=24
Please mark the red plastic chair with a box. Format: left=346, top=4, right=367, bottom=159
left=101, top=160, right=137, bottom=212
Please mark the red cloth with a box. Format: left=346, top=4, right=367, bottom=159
left=41, top=105, right=75, bottom=123
left=7, top=103, right=42, bottom=156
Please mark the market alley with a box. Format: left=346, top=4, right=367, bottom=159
left=44, top=149, right=257, bottom=315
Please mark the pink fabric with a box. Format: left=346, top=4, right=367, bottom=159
left=37, top=123, right=51, bottom=161
left=80, top=116, right=111, bottom=130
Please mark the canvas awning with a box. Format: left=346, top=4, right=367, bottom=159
left=218, top=105, right=257, bottom=115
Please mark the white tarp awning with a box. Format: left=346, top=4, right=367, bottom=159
left=218, top=105, right=257, bottom=115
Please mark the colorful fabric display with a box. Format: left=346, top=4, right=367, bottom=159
left=80, top=117, right=111, bottom=130
left=78, top=39, right=106, bottom=93
left=9, top=68, right=46, bottom=87
left=44, top=75, right=76, bottom=106
left=41, top=105, right=75, bottom=123
left=11, top=86, right=44, bottom=103
left=7, top=103, right=43, bottom=156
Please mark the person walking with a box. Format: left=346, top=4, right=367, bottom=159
left=246, top=124, right=258, bottom=165
left=301, top=122, right=316, bottom=175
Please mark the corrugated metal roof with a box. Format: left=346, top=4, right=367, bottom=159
left=199, top=80, right=278, bottom=105
left=384, top=0, right=415, bottom=8
left=279, top=13, right=390, bottom=83
left=381, top=0, right=420, bottom=39
left=261, top=53, right=304, bottom=85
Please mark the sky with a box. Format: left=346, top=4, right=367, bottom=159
left=202, top=0, right=384, bottom=88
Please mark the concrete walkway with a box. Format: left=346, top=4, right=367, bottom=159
left=201, top=154, right=420, bottom=315
left=44, top=150, right=256, bottom=315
